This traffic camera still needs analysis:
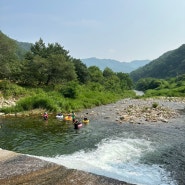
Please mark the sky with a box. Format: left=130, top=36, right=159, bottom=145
left=1, top=0, right=185, bottom=62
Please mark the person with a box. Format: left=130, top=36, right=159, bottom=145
left=43, top=112, right=48, bottom=120
left=74, top=119, right=79, bottom=129
left=57, top=112, right=63, bottom=116
left=83, top=116, right=88, bottom=121
left=72, top=111, right=76, bottom=122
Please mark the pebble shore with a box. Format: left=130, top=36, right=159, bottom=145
left=77, top=97, right=185, bottom=124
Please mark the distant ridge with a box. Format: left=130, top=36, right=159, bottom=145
left=130, top=44, right=185, bottom=81
left=81, top=57, right=150, bottom=73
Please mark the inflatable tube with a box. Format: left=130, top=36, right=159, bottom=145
left=82, top=119, right=89, bottom=124
left=56, top=115, right=63, bottom=119
left=74, top=122, right=82, bottom=129
left=64, top=116, right=72, bottom=121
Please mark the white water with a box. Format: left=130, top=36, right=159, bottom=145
left=37, top=137, right=176, bottom=185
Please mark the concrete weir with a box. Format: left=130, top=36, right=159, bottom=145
left=0, top=149, right=134, bottom=185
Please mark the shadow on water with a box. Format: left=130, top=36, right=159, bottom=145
left=0, top=115, right=185, bottom=184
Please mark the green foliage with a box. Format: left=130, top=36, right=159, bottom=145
left=16, top=95, right=58, bottom=112
left=135, top=78, right=165, bottom=91
left=134, top=74, right=185, bottom=97
left=88, top=66, right=104, bottom=83
left=130, top=44, right=185, bottom=82
left=22, top=39, right=77, bottom=86
left=0, top=81, right=136, bottom=114
left=0, top=31, right=19, bottom=80
left=72, top=59, right=89, bottom=84
left=0, top=80, right=27, bottom=97
left=60, top=81, right=79, bottom=98
left=0, top=33, right=137, bottom=114
left=116, top=72, right=133, bottom=90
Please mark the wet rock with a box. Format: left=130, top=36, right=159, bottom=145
left=0, top=150, right=134, bottom=185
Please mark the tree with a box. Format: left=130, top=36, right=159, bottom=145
left=103, top=67, right=114, bottom=78
left=22, top=39, right=77, bottom=86
left=103, top=75, right=121, bottom=92
left=45, top=54, right=77, bottom=85
left=88, top=66, right=104, bottom=84
left=117, top=72, right=133, bottom=90
left=30, top=38, right=46, bottom=57
left=72, top=59, right=90, bottom=84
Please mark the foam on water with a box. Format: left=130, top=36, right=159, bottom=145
left=37, top=137, right=176, bottom=185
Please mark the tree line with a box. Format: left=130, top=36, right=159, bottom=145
left=0, top=32, right=133, bottom=94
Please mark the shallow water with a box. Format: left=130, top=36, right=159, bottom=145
left=0, top=116, right=185, bottom=185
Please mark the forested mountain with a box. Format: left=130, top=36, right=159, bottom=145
left=81, top=58, right=150, bottom=73
left=130, top=44, right=185, bottom=82
left=16, top=41, right=32, bottom=52
left=0, top=31, right=32, bottom=60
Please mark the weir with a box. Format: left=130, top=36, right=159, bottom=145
left=0, top=149, right=133, bottom=185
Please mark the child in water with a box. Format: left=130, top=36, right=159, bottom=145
left=43, top=112, right=48, bottom=120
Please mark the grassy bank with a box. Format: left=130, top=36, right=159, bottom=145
left=0, top=81, right=136, bottom=114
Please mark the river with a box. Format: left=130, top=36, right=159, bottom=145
left=0, top=112, right=185, bottom=185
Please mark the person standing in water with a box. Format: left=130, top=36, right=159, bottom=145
left=43, top=112, right=48, bottom=120
left=72, top=111, right=76, bottom=122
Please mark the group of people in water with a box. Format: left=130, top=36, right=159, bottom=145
left=42, top=111, right=89, bottom=129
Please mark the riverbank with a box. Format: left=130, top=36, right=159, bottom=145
left=77, top=97, right=185, bottom=124
left=1, top=97, right=185, bottom=124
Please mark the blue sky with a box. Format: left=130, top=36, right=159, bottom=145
left=1, top=0, right=185, bottom=62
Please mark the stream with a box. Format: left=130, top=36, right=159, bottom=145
left=0, top=114, right=185, bottom=185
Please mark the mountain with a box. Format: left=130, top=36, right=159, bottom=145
left=16, top=41, right=32, bottom=52
left=130, top=44, right=185, bottom=82
left=81, top=57, right=150, bottom=73
left=0, top=31, right=32, bottom=60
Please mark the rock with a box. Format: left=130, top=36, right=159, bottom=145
left=0, top=149, right=134, bottom=185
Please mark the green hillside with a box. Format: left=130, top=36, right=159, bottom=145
left=130, top=44, right=185, bottom=82
left=0, top=31, right=32, bottom=60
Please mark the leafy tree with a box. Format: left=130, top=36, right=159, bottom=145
left=103, top=67, right=114, bottom=78
left=103, top=75, right=121, bottom=92
left=72, top=59, right=90, bottom=84
left=117, top=72, right=133, bottom=90
left=22, top=39, right=77, bottom=86
left=46, top=43, right=70, bottom=58
left=22, top=55, right=48, bottom=86
left=30, top=38, right=46, bottom=57
left=135, top=78, right=163, bottom=91
left=45, top=54, right=77, bottom=85
left=88, top=66, right=104, bottom=84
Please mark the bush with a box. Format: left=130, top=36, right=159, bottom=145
left=60, top=81, right=78, bottom=98
left=0, top=80, right=27, bottom=97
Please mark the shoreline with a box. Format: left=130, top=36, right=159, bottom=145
left=76, top=97, right=185, bottom=124
left=1, top=97, right=185, bottom=123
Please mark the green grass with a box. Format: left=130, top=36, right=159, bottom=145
left=0, top=81, right=136, bottom=114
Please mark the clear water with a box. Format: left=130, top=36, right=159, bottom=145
left=0, top=116, right=185, bottom=185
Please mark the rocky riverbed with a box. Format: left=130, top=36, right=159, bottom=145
left=77, top=97, right=185, bottom=124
